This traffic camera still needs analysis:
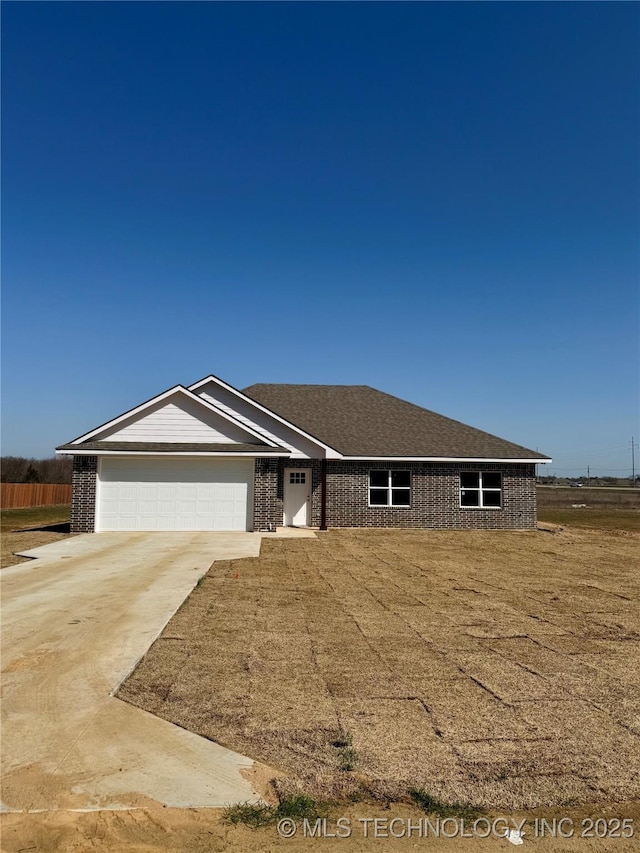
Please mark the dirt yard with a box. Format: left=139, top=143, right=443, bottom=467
left=4, top=520, right=639, bottom=852
left=3, top=800, right=639, bottom=852
left=119, top=524, right=640, bottom=812
left=1, top=504, right=72, bottom=568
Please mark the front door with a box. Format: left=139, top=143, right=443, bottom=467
left=283, top=468, right=311, bottom=526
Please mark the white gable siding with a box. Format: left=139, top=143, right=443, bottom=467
left=196, top=383, right=335, bottom=458
left=101, top=396, right=257, bottom=444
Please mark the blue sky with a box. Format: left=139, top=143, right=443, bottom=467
left=2, top=2, right=638, bottom=476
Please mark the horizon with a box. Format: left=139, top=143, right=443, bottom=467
left=2, top=2, right=638, bottom=476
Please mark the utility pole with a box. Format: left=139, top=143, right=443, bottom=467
left=587, top=465, right=590, bottom=487
left=633, top=437, right=636, bottom=488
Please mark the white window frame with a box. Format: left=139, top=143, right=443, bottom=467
left=459, top=471, right=503, bottom=509
left=368, top=469, right=411, bottom=508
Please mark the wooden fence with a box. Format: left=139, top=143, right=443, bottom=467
left=0, top=483, right=72, bottom=509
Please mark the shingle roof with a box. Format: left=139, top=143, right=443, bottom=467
left=243, top=384, right=549, bottom=460
left=55, top=441, right=289, bottom=454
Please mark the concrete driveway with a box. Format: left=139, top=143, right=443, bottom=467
left=1, top=532, right=269, bottom=812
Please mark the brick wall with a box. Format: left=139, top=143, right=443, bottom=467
left=277, top=460, right=536, bottom=529
left=325, top=461, right=536, bottom=529
left=70, top=456, right=97, bottom=533
left=253, top=457, right=280, bottom=531
left=71, top=456, right=536, bottom=534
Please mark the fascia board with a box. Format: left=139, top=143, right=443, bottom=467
left=56, top=449, right=290, bottom=457
left=341, top=456, right=553, bottom=463
left=189, top=374, right=342, bottom=458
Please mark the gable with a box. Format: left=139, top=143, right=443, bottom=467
left=100, top=395, right=260, bottom=444
left=190, top=378, right=341, bottom=458
left=62, top=385, right=276, bottom=448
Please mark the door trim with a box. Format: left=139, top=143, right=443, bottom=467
left=283, top=467, right=312, bottom=526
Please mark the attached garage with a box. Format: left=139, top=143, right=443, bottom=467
left=97, top=457, right=254, bottom=532
left=59, top=376, right=550, bottom=534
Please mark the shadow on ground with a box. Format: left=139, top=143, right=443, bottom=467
left=13, top=522, right=71, bottom=534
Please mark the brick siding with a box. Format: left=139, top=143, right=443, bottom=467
left=70, top=456, right=97, bottom=533
left=323, top=461, right=536, bottom=529
left=268, top=460, right=536, bottom=530
left=253, top=457, right=280, bottom=531
left=71, top=456, right=536, bottom=533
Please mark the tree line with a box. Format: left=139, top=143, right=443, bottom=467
left=1, top=456, right=73, bottom=484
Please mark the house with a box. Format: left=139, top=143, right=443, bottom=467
left=56, top=374, right=551, bottom=533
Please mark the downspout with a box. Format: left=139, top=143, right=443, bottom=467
left=320, top=458, right=328, bottom=530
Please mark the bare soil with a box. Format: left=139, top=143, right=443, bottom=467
left=1, top=505, right=72, bottom=568
left=2, top=801, right=640, bottom=852
left=119, top=524, right=640, bottom=811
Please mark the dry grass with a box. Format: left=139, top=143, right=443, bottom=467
left=537, top=487, right=640, bottom=508
left=538, top=508, right=639, bottom=531
left=1, top=505, right=72, bottom=568
left=119, top=523, right=640, bottom=810
left=537, top=487, right=640, bottom=532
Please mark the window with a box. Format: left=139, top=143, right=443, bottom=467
left=289, top=472, right=306, bottom=484
left=460, top=471, right=502, bottom=508
left=369, top=470, right=411, bottom=506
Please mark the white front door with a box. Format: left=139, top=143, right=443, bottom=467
left=283, top=468, right=311, bottom=526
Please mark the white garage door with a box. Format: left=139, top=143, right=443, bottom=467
left=97, top=457, right=254, bottom=531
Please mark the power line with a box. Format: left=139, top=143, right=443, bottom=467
left=550, top=448, right=629, bottom=460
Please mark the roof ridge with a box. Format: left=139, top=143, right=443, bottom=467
left=244, top=383, right=371, bottom=390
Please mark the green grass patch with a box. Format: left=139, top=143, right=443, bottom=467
left=333, top=731, right=358, bottom=771
left=338, top=746, right=358, bottom=771
left=409, top=788, right=483, bottom=820
left=223, top=801, right=273, bottom=828
left=224, top=794, right=329, bottom=829
left=1, top=504, right=70, bottom=533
